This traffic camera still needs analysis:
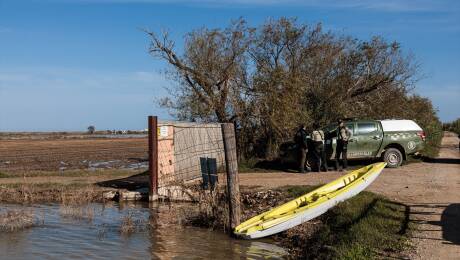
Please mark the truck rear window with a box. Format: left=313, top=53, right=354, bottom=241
left=357, top=123, right=377, bottom=134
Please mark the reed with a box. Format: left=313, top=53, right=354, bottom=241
left=120, top=212, right=145, bottom=235
left=59, top=205, right=95, bottom=222
left=0, top=209, right=34, bottom=232
left=0, top=183, right=108, bottom=203
left=120, top=213, right=136, bottom=235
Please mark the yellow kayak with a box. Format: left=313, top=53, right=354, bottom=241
left=234, top=162, right=386, bottom=239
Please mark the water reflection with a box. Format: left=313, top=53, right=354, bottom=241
left=0, top=202, right=288, bottom=259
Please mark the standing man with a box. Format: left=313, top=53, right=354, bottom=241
left=311, top=123, right=328, bottom=172
left=295, top=124, right=308, bottom=173
left=335, top=119, right=351, bottom=172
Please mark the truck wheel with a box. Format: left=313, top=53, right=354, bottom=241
left=383, top=148, right=403, bottom=168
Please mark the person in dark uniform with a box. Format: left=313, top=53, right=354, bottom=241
left=295, top=124, right=308, bottom=173
left=335, top=119, right=351, bottom=171
left=311, top=123, right=328, bottom=172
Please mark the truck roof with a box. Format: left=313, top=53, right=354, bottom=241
left=378, top=120, right=422, bottom=132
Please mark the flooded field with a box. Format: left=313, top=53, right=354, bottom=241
left=0, top=202, right=287, bottom=259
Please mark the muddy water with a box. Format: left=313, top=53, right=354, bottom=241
left=0, top=203, right=288, bottom=259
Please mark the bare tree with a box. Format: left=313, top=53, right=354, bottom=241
left=146, top=19, right=252, bottom=123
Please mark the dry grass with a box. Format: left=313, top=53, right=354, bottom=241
left=179, top=187, right=231, bottom=232
left=0, top=183, right=109, bottom=203
left=120, top=213, right=136, bottom=235
left=0, top=209, right=35, bottom=232
left=59, top=185, right=103, bottom=204
left=180, top=186, right=290, bottom=233
left=59, top=205, right=95, bottom=222
left=120, top=212, right=145, bottom=235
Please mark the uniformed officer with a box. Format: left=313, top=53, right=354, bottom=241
left=335, top=119, right=351, bottom=171
left=311, top=123, right=328, bottom=172
left=295, top=124, right=308, bottom=173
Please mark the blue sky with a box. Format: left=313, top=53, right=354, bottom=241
left=0, top=0, right=459, bottom=131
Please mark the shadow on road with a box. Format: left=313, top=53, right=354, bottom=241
left=438, top=204, right=460, bottom=245
left=250, top=158, right=378, bottom=173
left=97, top=171, right=149, bottom=191
left=422, top=157, right=460, bottom=164
left=412, top=203, right=460, bottom=245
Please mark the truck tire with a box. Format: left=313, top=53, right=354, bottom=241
left=383, top=148, right=403, bottom=168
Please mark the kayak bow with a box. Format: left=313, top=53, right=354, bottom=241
left=234, top=162, right=386, bottom=239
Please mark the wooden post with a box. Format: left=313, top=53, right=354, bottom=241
left=221, top=123, right=241, bottom=232
left=148, top=116, right=158, bottom=201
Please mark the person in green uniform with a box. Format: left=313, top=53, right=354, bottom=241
left=335, top=119, right=351, bottom=171
left=311, top=123, right=328, bottom=172
left=295, top=124, right=308, bottom=173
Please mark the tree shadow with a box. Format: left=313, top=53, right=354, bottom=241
left=408, top=203, right=450, bottom=208
left=427, top=203, right=460, bottom=245
left=97, top=171, right=149, bottom=191
left=388, top=200, right=411, bottom=236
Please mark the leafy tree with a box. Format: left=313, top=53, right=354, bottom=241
left=443, top=118, right=460, bottom=135
left=147, top=17, right=440, bottom=159
left=87, top=125, right=96, bottom=134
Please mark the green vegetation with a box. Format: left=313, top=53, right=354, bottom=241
left=279, top=186, right=412, bottom=259
left=421, top=134, right=442, bottom=158
left=402, top=95, right=443, bottom=158
left=237, top=158, right=259, bottom=173
left=283, top=185, right=318, bottom=197
left=321, top=194, right=410, bottom=259
left=443, top=118, right=460, bottom=135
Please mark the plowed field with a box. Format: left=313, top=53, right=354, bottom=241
left=0, top=138, right=148, bottom=172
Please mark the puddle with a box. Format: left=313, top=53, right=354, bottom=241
left=0, top=203, right=288, bottom=259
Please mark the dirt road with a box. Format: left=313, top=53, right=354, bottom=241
left=240, top=132, right=460, bottom=259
